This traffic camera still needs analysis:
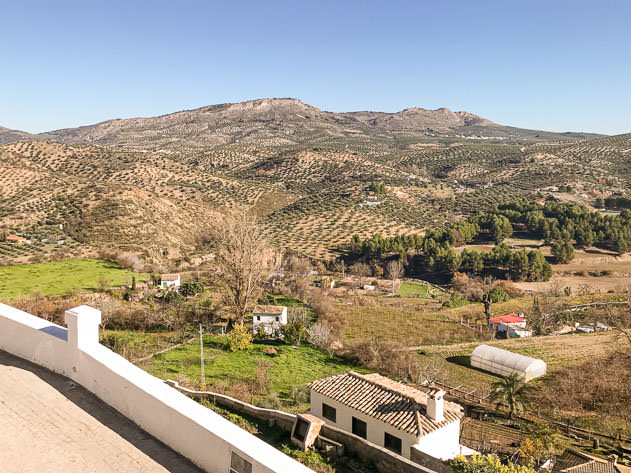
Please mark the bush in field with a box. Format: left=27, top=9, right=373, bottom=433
left=307, top=323, right=334, bottom=353
left=289, top=384, right=310, bottom=405
left=227, top=325, right=252, bottom=351
left=489, top=286, right=510, bottom=303
left=283, top=319, right=308, bottom=346
left=258, top=392, right=281, bottom=409
left=442, top=291, right=466, bottom=308
left=180, top=281, right=204, bottom=297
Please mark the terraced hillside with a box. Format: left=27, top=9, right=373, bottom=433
left=0, top=108, right=629, bottom=262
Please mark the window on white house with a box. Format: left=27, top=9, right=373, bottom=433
left=384, top=432, right=402, bottom=455
left=275, top=316, right=279, bottom=322
left=256, top=316, right=260, bottom=321
left=322, top=403, right=336, bottom=422
left=352, top=417, right=367, bottom=439
left=230, top=452, right=252, bottom=473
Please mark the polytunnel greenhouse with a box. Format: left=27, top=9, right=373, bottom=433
left=470, top=344, right=547, bottom=381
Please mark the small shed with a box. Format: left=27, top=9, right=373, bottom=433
left=252, top=305, right=288, bottom=335
left=470, top=344, right=546, bottom=381
left=160, top=273, right=181, bottom=289
left=6, top=235, right=26, bottom=245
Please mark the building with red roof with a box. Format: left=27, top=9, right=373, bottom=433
left=488, top=313, right=531, bottom=338
left=489, top=313, right=525, bottom=325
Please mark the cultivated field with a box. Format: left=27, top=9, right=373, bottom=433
left=0, top=258, right=144, bottom=300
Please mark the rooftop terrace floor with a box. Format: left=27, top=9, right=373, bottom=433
left=0, top=349, right=204, bottom=473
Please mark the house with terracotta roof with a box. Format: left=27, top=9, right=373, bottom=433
left=552, top=449, right=629, bottom=473
left=6, top=235, right=26, bottom=245
left=252, top=305, right=287, bottom=336
left=309, top=371, right=473, bottom=462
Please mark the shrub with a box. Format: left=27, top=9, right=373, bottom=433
left=442, top=291, right=466, bottom=308
left=180, top=281, right=204, bottom=297
left=227, top=325, right=252, bottom=351
left=550, top=240, right=575, bottom=264
left=489, top=286, right=510, bottom=303
left=115, top=252, right=144, bottom=272
left=258, top=392, right=281, bottom=409
left=451, top=454, right=537, bottom=473
left=289, top=384, right=310, bottom=405
left=283, top=320, right=307, bottom=346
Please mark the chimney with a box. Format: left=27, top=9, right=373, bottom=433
left=427, top=388, right=445, bottom=422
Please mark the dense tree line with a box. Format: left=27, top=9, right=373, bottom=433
left=495, top=200, right=631, bottom=255
left=603, top=195, right=631, bottom=210
left=346, top=200, right=631, bottom=282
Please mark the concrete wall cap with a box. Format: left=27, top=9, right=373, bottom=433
left=65, top=305, right=102, bottom=324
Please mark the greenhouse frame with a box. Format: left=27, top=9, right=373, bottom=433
left=470, top=344, right=547, bottom=381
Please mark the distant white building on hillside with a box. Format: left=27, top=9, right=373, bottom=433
left=252, top=305, right=288, bottom=336
left=160, top=273, right=181, bottom=289
left=488, top=313, right=532, bottom=338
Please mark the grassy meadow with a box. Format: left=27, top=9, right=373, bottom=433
left=0, top=258, right=146, bottom=301
left=140, top=334, right=362, bottom=402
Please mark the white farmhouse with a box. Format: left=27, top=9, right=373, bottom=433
left=252, top=305, right=288, bottom=335
left=160, top=273, right=181, bottom=289
left=309, top=371, right=472, bottom=463
left=488, top=313, right=532, bottom=338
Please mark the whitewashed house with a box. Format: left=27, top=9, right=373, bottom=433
left=488, top=313, right=531, bottom=338
left=160, top=273, right=181, bottom=289
left=252, top=305, right=288, bottom=336
left=309, top=371, right=472, bottom=463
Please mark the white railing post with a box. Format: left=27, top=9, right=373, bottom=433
left=65, top=305, right=102, bottom=351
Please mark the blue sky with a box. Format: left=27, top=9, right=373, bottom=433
left=1, top=0, right=630, bottom=134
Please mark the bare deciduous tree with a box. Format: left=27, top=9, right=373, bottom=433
left=213, top=212, right=268, bottom=326
left=604, top=298, right=631, bottom=352
left=350, top=262, right=371, bottom=289
left=307, top=323, right=334, bottom=354
left=386, top=260, right=404, bottom=295
left=285, top=255, right=312, bottom=299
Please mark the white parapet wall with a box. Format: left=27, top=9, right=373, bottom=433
left=0, top=303, right=312, bottom=473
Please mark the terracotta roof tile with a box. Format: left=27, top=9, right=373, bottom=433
left=253, top=305, right=285, bottom=315
left=555, top=449, right=621, bottom=473
left=161, top=273, right=180, bottom=281
left=309, top=371, right=463, bottom=437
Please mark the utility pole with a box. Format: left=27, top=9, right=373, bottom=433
left=199, top=324, right=205, bottom=389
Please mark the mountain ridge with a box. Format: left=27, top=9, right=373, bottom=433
left=0, top=98, right=603, bottom=148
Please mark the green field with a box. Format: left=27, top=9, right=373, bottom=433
left=0, top=258, right=145, bottom=300
left=396, top=281, right=429, bottom=297
left=141, top=335, right=362, bottom=400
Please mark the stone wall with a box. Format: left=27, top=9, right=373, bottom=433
left=169, top=381, right=439, bottom=473
left=166, top=380, right=297, bottom=432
